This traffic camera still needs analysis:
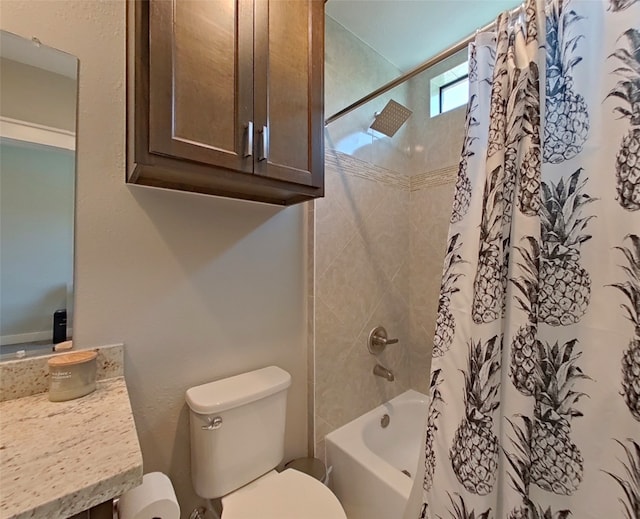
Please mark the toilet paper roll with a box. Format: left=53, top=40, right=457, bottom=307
left=118, top=472, right=180, bottom=519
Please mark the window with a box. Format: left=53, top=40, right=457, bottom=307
left=430, top=60, right=469, bottom=117
left=439, top=76, right=469, bottom=114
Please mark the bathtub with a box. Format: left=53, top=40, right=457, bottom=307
left=325, top=389, right=428, bottom=519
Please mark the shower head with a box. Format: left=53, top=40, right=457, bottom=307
left=369, top=99, right=412, bottom=137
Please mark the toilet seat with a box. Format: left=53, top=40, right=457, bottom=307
left=221, top=468, right=347, bottom=519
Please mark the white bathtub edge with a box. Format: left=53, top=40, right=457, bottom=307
left=324, top=389, right=429, bottom=519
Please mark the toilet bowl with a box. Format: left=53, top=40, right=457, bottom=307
left=221, top=469, right=346, bottom=519
left=186, top=366, right=347, bottom=519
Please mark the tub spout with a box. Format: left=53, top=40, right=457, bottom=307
left=373, top=364, right=394, bottom=382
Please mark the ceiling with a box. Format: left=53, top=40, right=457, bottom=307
left=326, top=0, right=521, bottom=71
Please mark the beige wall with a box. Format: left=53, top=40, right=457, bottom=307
left=0, top=57, right=77, bottom=131
left=0, top=2, right=308, bottom=516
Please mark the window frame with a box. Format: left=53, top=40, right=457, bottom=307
left=428, top=54, right=469, bottom=118
left=438, top=74, right=470, bottom=114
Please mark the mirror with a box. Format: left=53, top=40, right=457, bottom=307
left=0, top=31, right=78, bottom=359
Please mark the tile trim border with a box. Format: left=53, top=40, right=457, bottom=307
left=325, top=148, right=409, bottom=190
left=410, top=165, right=458, bottom=191
left=325, top=148, right=458, bottom=192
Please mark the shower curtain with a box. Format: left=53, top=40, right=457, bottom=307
left=422, top=0, right=639, bottom=517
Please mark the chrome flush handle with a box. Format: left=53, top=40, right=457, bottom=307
left=202, top=416, right=223, bottom=431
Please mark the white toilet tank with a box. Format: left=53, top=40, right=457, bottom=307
left=186, top=366, right=292, bottom=499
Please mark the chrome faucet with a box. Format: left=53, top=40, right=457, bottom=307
left=373, top=364, right=395, bottom=382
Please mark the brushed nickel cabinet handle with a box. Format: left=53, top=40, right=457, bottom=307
left=244, top=121, right=253, bottom=158
left=258, top=125, right=269, bottom=161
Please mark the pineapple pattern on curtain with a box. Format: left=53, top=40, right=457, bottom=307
left=421, top=0, right=640, bottom=518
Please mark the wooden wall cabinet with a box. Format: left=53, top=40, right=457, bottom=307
left=127, top=0, right=324, bottom=205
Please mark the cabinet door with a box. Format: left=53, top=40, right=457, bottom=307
left=148, top=0, right=254, bottom=173
left=253, top=0, right=324, bottom=187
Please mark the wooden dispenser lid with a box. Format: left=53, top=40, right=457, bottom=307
left=48, top=350, right=98, bottom=367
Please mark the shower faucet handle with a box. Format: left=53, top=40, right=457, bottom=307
left=375, top=336, right=398, bottom=346
left=368, top=326, right=399, bottom=355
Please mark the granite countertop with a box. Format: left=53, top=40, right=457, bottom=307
left=0, top=376, right=143, bottom=519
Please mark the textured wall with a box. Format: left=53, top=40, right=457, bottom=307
left=0, top=2, right=308, bottom=517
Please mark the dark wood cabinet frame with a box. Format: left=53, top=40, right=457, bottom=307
left=126, top=0, right=324, bottom=206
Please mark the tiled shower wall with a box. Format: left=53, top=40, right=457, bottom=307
left=314, top=150, right=411, bottom=458
left=313, top=15, right=466, bottom=457
left=408, top=170, right=458, bottom=393
left=313, top=154, right=460, bottom=457
left=405, top=54, right=467, bottom=394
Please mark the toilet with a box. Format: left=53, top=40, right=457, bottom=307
left=186, top=366, right=347, bottom=519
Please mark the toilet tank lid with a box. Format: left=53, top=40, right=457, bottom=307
left=186, top=366, right=291, bottom=415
